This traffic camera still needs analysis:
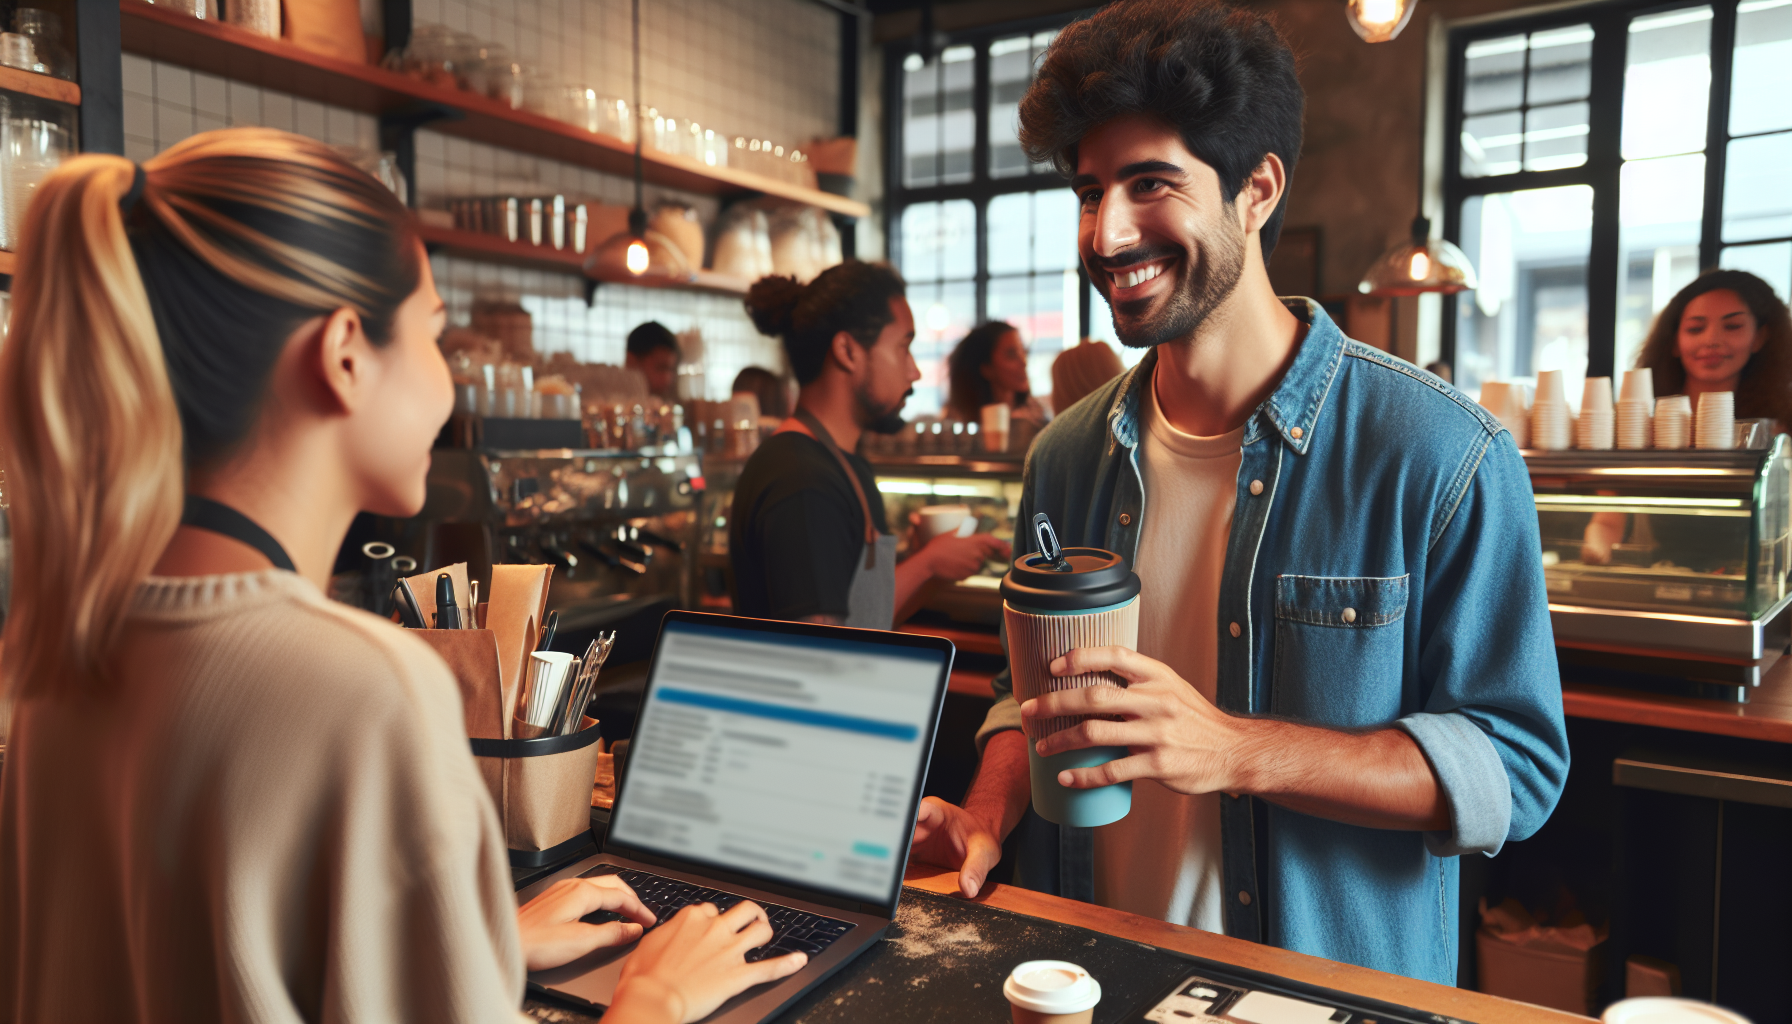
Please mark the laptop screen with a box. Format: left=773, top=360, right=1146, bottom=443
left=609, top=616, right=949, bottom=905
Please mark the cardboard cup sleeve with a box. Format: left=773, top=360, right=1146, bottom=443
left=1003, top=598, right=1140, bottom=741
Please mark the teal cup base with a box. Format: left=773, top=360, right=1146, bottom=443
left=1028, top=744, right=1132, bottom=827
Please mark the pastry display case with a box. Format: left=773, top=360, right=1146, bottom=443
left=1527, top=437, right=1792, bottom=699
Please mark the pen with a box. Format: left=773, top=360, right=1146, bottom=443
left=393, top=580, right=425, bottom=628
left=535, top=609, right=559, bottom=652
left=467, top=579, right=479, bottom=628
left=434, top=573, right=460, bottom=630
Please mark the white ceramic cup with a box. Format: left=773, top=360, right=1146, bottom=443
left=917, top=504, right=977, bottom=541
left=1004, top=960, right=1102, bottom=1024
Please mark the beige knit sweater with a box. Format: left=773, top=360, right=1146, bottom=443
left=0, top=571, right=528, bottom=1023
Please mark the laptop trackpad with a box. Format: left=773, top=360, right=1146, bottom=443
left=534, top=943, right=634, bottom=1005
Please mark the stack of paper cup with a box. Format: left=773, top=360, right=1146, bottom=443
left=1654, top=395, right=1692, bottom=449
left=1576, top=377, right=1615, bottom=450
left=980, top=402, right=1011, bottom=454
left=1696, top=391, right=1735, bottom=449
left=1531, top=370, right=1572, bottom=450
left=1617, top=369, right=1654, bottom=450
left=1479, top=381, right=1531, bottom=447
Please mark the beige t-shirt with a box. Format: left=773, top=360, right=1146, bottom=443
left=0, top=571, right=527, bottom=1023
left=1092, top=380, right=1242, bottom=935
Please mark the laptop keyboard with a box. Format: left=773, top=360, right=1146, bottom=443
left=580, top=867, right=854, bottom=961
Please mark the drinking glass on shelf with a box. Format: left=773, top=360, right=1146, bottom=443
left=224, top=0, right=278, bottom=39
left=0, top=116, right=71, bottom=250
left=13, top=10, right=72, bottom=80
left=0, top=33, right=36, bottom=73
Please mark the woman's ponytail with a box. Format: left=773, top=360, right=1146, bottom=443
left=0, top=155, right=183, bottom=694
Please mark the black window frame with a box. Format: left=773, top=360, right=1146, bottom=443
left=1441, top=0, right=1757, bottom=380
left=881, top=8, right=1098, bottom=344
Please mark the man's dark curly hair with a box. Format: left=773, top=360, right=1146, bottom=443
left=1018, top=0, right=1304, bottom=260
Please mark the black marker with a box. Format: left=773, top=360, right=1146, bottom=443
left=434, top=573, right=461, bottom=630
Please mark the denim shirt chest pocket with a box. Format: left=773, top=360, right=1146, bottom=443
left=1272, top=574, right=1410, bottom=726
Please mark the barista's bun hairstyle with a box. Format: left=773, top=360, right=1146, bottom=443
left=0, top=128, right=420, bottom=694
left=744, top=261, right=906, bottom=384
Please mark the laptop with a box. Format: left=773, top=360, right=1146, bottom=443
left=522, top=610, right=955, bottom=1023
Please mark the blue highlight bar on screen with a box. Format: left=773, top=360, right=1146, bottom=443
left=852, top=842, right=890, bottom=859
left=655, top=687, right=920, bottom=742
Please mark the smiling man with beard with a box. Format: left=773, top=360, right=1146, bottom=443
left=730, top=262, right=1010, bottom=629
left=908, top=0, right=1569, bottom=985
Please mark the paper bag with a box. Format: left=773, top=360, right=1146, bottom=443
left=471, top=725, right=604, bottom=865
left=402, top=562, right=470, bottom=629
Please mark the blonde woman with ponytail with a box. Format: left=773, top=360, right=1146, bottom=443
left=0, top=129, right=805, bottom=1024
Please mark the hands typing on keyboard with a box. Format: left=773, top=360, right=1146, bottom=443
left=584, top=868, right=853, bottom=962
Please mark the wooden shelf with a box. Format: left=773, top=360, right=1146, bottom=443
left=416, top=224, right=752, bottom=295
left=119, top=3, right=870, bottom=218
left=0, top=65, right=80, bottom=106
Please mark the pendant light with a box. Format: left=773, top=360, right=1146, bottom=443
left=1346, top=0, right=1417, bottom=44
left=585, top=0, right=692, bottom=284
left=1357, top=54, right=1477, bottom=297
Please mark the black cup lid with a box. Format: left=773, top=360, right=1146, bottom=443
left=1000, top=546, right=1141, bottom=611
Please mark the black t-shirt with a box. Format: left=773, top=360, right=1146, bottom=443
left=729, top=432, right=890, bottom=621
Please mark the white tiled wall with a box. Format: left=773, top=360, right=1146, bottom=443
left=411, top=0, right=838, bottom=148
left=114, top=0, right=838, bottom=395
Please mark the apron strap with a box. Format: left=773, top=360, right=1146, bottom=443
left=776, top=409, right=879, bottom=571
left=180, top=495, right=297, bottom=572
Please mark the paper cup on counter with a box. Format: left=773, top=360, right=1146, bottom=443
left=981, top=402, right=1011, bottom=453
left=1696, top=391, right=1736, bottom=449
left=1620, top=368, right=1656, bottom=406
left=1654, top=395, right=1692, bottom=449
left=1004, top=961, right=1102, bottom=1024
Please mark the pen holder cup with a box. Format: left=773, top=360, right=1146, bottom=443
left=471, top=723, right=605, bottom=867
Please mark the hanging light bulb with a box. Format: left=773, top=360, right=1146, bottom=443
left=1346, top=0, right=1416, bottom=43
left=626, top=238, right=650, bottom=275
left=1359, top=216, right=1477, bottom=296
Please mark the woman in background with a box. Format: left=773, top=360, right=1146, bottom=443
left=944, top=321, right=1049, bottom=428
left=1049, top=338, right=1125, bottom=415
left=0, top=129, right=803, bottom=1024
left=1584, top=269, right=1792, bottom=565
left=731, top=364, right=791, bottom=421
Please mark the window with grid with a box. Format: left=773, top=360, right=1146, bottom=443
left=888, top=21, right=1090, bottom=417
left=1444, top=0, right=1792, bottom=402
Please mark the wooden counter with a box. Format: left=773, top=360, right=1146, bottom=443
left=900, top=862, right=1591, bottom=1024
left=1563, top=648, right=1792, bottom=744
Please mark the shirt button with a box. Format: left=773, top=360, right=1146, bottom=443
left=1238, top=890, right=1252, bottom=906
left=1118, top=513, right=1133, bottom=526
left=1249, top=479, right=1264, bottom=496
left=1290, top=426, right=1304, bottom=440
left=1229, top=621, right=1241, bottom=638
left=1342, top=607, right=1357, bottom=624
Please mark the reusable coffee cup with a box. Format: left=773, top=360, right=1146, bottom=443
left=1004, top=960, right=1102, bottom=1024
left=1001, top=513, right=1140, bottom=828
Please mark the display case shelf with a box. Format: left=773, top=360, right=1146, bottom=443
left=0, top=65, right=81, bottom=106
left=416, top=224, right=752, bottom=295
left=118, top=2, right=869, bottom=218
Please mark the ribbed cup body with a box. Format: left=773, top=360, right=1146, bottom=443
left=1004, top=597, right=1140, bottom=740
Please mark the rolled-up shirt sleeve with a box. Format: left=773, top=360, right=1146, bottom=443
left=1410, top=428, right=1570, bottom=857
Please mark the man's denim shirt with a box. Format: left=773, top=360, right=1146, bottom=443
left=976, top=300, right=1570, bottom=986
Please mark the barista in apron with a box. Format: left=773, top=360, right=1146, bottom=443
left=730, top=262, right=1009, bottom=628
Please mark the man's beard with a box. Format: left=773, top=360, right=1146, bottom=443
left=857, top=384, right=913, bottom=435
left=1096, top=217, right=1248, bottom=349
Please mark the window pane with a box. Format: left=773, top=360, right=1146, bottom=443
left=1722, top=131, right=1792, bottom=242
left=1615, top=154, right=1706, bottom=374
left=988, top=271, right=1078, bottom=398
left=1523, top=101, right=1589, bottom=171
left=1721, top=241, right=1792, bottom=303
left=1453, top=185, right=1594, bottom=400
left=902, top=46, right=975, bottom=188
left=1732, top=0, right=1792, bottom=136
left=908, top=279, right=978, bottom=417
left=987, top=190, right=1079, bottom=277
left=1463, top=34, right=1526, bottom=114
left=1462, top=110, right=1523, bottom=178
left=1526, top=25, right=1593, bottom=105
left=1622, top=7, right=1712, bottom=160
left=989, top=31, right=1057, bottom=179
left=899, top=200, right=976, bottom=282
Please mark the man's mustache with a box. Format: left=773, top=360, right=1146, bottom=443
left=1089, top=244, right=1184, bottom=271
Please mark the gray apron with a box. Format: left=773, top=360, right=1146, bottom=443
left=777, top=410, right=898, bottom=630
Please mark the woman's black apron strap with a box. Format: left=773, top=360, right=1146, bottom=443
left=180, top=495, right=297, bottom=572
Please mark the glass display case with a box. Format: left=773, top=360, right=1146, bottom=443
left=1527, top=438, right=1792, bottom=696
